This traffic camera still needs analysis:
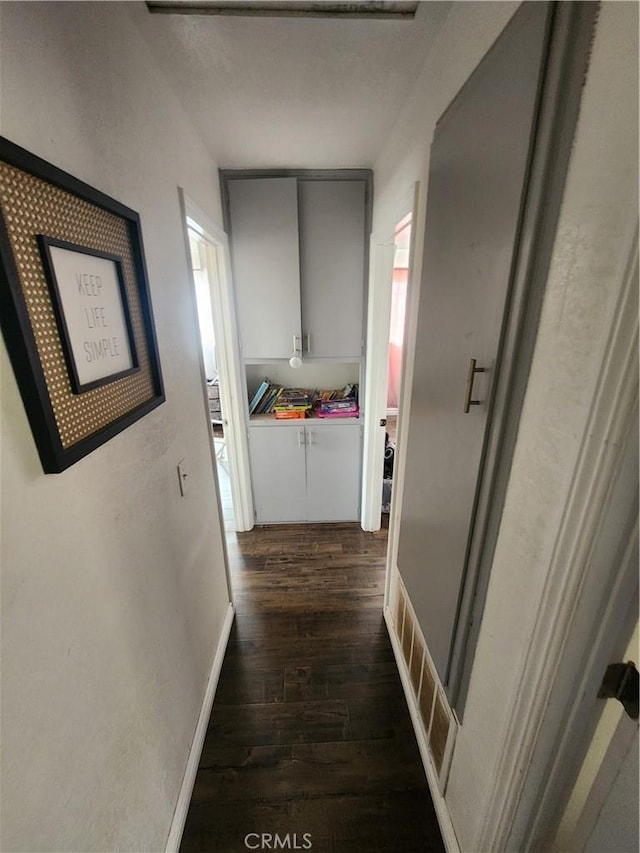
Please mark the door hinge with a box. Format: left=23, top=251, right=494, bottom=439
left=598, top=661, right=639, bottom=720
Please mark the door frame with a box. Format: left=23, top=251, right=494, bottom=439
left=361, top=184, right=417, bottom=533
left=552, top=596, right=638, bottom=853
left=178, top=189, right=254, bottom=531
left=488, top=231, right=639, bottom=852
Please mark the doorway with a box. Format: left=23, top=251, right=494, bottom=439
left=382, top=213, right=411, bottom=516
left=187, top=225, right=235, bottom=530
left=361, top=185, right=417, bottom=534
left=179, top=189, right=254, bottom=534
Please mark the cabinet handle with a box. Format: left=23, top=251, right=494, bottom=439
left=307, top=430, right=314, bottom=446
left=292, top=334, right=302, bottom=357
left=298, top=428, right=305, bottom=447
left=464, top=358, right=487, bottom=413
left=304, top=333, right=311, bottom=354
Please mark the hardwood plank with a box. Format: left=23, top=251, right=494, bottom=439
left=283, top=660, right=403, bottom=702
left=230, top=610, right=386, bottom=641
left=215, top=666, right=284, bottom=706
left=205, top=699, right=350, bottom=748
left=191, top=736, right=428, bottom=804
left=233, top=589, right=385, bottom=611
left=221, top=634, right=396, bottom=671
left=181, top=791, right=443, bottom=853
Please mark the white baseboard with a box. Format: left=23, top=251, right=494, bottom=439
left=384, top=607, right=460, bottom=853
left=165, top=602, right=235, bottom=853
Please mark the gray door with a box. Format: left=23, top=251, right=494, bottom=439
left=397, top=3, right=551, bottom=683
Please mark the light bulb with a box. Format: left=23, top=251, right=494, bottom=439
left=289, top=356, right=302, bottom=369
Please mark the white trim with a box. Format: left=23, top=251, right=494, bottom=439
left=384, top=181, right=421, bottom=607
left=476, top=227, right=639, bottom=851
left=362, top=184, right=417, bottom=533
left=165, top=602, right=235, bottom=853
left=361, top=239, right=394, bottom=530
left=384, top=607, right=461, bottom=853
left=179, top=190, right=254, bottom=531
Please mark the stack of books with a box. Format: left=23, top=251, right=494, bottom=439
left=248, top=380, right=284, bottom=415
left=273, top=389, right=312, bottom=419
left=314, top=399, right=359, bottom=418
left=249, top=381, right=359, bottom=419
left=313, top=384, right=359, bottom=418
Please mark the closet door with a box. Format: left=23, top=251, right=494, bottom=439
left=397, top=3, right=551, bottom=683
left=298, top=180, right=366, bottom=358
left=227, top=178, right=301, bottom=359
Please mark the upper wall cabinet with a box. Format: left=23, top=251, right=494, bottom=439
left=298, top=180, right=365, bottom=358
left=227, top=178, right=302, bottom=359
left=225, top=173, right=370, bottom=361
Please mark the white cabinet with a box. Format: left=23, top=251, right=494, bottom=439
left=248, top=422, right=361, bottom=523
left=226, top=175, right=368, bottom=360
left=298, top=180, right=365, bottom=358
left=227, top=178, right=301, bottom=359
left=226, top=170, right=370, bottom=525
left=248, top=425, right=306, bottom=523
left=305, top=423, right=361, bottom=522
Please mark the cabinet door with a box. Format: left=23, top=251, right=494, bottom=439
left=305, top=424, right=361, bottom=522
left=228, top=178, right=301, bottom=359
left=248, top=427, right=306, bottom=523
left=298, top=180, right=366, bottom=358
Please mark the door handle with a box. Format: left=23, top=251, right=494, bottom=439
left=464, top=358, right=487, bottom=413
left=598, top=661, right=639, bottom=719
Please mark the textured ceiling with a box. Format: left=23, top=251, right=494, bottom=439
left=131, top=0, right=451, bottom=168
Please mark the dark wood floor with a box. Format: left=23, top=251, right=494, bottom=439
left=180, top=523, right=444, bottom=853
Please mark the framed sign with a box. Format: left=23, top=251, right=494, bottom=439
left=38, top=238, right=139, bottom=393
left=0, top=137, right=165, bottom=473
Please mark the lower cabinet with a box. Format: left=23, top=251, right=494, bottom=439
left=248, top=422, right=362, bottom=523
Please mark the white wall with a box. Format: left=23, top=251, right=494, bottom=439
left=0, top=3, right=230, bottom=851
left=379, top=1, right=638, bottom=850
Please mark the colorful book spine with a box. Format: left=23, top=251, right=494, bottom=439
left=315, top=409, right=359, bottom=418
left=274, top=410, right=307, bottom=419
left=248, top=379, right=270, bottom=414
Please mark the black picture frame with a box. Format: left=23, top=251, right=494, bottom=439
left=0, top=136, right=165, bottom=474
left=37, top=236, right=140, bottom=394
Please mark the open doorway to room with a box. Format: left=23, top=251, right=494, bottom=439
left=187, top=225, right=235, bottom=531
left=361, top=194, right=416, bottom=534
left=382, top=212, right=411, bottom=515
left=179, top=190, right=254, bottom=536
